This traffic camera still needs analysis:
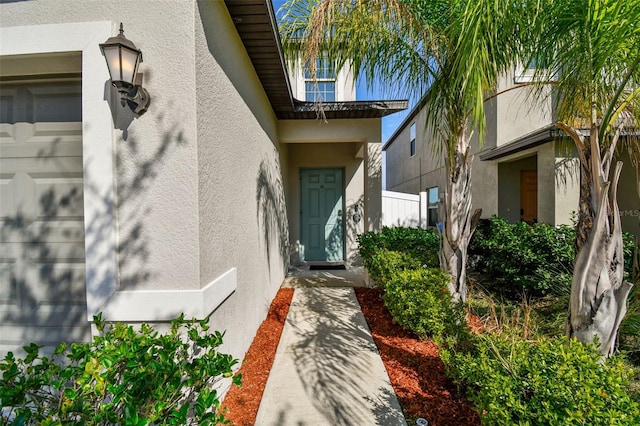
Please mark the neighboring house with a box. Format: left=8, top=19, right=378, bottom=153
left=384, top=65, right=639, bottom=237
left=0, top=0, right=406, bottom=358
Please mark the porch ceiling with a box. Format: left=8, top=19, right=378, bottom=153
left=224, top=0, right=407, bottom=120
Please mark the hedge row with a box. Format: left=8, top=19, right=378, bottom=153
left=357, top=225, right=640, bottom=425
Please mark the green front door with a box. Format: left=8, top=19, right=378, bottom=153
left=300, top=168, right=345, bottom=261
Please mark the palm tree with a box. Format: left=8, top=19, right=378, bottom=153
left=279, top=0, right=527, bottom=303
left=527, top=0, right=640, bottom=356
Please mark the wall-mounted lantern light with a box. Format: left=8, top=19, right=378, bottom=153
left=100, top=23, right=151, bottom=115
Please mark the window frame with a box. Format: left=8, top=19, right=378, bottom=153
left=514, top=58, right=554, bottom=84
left=426, top=186, right=439, bottom=228
left=409, top=122, right=416, bottom=157
left=304, top=56, right=337, bottom=102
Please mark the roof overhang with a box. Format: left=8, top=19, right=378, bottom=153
left=224, top=0, right=407, bottom=120
left=480, top=124, right=561, bottom=161
left=480, top=125, right=640, bottom=161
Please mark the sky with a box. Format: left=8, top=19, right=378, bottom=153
left=271, top=0, right=414, bottom=145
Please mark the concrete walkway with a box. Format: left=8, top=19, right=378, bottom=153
left=255, top=267, right=407, bottom=426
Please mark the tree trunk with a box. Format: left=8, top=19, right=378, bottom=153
left=439, top=131, right=480, bottom=303
left=575, top=142, right=595, bottom=253
left=566, top=125, right=633, bottom=357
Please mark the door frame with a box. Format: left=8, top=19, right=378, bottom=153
left=299, top=167, right=346, bottom=262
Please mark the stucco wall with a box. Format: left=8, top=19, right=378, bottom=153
left=384, top=108, right=437, bottom=193
left=1, top=0, right=292, bottom=360
left=494, top=72, right=554, bottom=148
left=193, top=1, right=287, bottom=358
left=384, top=69, right=556, bottom=222
left=1, top=0, right=202, bottom=292
left=618, top=150, right=640, bottom=238
left=498, top=155, right=537, bottom=222
left=553, top=143, right=580, bottom=226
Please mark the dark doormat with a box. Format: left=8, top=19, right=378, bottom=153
left=309, top=264, right=346, bottom=271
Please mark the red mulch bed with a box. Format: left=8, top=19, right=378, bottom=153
left=355, top=288, right=480, bottom=425
left=221, top=288, right=294, bottom=426
left=221, top=287, right=480, bottom=426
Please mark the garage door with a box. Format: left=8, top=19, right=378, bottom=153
left=0, top=81, right=89, bottom=355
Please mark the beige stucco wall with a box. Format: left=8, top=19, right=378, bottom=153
left=493, top=73, right=554, bottom=148
left=384, top=68, right=556, bottom=223
left=384, top=108, right=442, bottom=194
left=618, top=150, right=640, bottom=238
left=194, top=1, right=288, bottom=358
left=553, top=143, right=580, bottom=225
left=1, top=0, right=291, bottom=360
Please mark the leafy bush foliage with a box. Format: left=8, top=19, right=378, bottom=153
left=470, top=216, right=638, bottom=296
left=362, top=248, right=424, bottom=285
left=381, top=268, right=466, bottom=339
left=0, top=314, right=241, bottom=425
left=357, top=226, right=440, bottom=271
left=623, top=233, right=639, bottom=282
left=470, top=217, right=575, bottom=295
left=444, top=332, right=640, bottom=425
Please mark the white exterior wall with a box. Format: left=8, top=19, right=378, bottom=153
left=1, top=0, right=289, bottom=360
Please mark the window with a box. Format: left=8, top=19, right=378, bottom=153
left=515, top=56, right=552, bottom=83
left=305, top=57, right=336, bottom=101
left=427, top=186, right=439, bottom=228
left=410, top=123, right=416, bottom=157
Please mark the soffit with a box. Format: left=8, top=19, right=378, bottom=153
left=224, top=0, right=407, bottom=120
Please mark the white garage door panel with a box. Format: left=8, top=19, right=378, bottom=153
left=0, top=122, right=82, bottom=158
left=0, top=81, right=88, bottom=354
left=0, top=222, right=85, bottom=243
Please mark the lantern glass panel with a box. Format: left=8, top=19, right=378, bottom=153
left=119, top=46, right=139, bottom=85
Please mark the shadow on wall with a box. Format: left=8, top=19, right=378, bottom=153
left=0, top=110, right=187, bottom=354
left=555, top=157, right=580, bottom=190
left=114, top=110, right=188, bottom=288
left=198, top=0, right=276, bottom=141
left=256, top=156, right=290, bottom=273
left=367, top=144, right=383, bottom=232
left=345, top=195, right=365, bottom=265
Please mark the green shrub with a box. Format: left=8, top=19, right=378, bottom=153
left=444, top=332, right=640, bottom=425
left=470, top=217, right=575, bottom=296
left=623, top=233, right=639, bottom=282
left=0, top=314, right=241, bottom=425
left=365, top=249, right=424, bottom=285
left=381, top=268, right=466, bottom=339
left=470, top=217, right=639, bottom=296
left=357, top=226, right=440, bottom=271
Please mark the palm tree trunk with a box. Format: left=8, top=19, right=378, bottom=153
left=567, top=125, right=633, bottom=356
left=575, top=142, right=595, bottom=252
left=439, top=131, right=480, bottom=303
